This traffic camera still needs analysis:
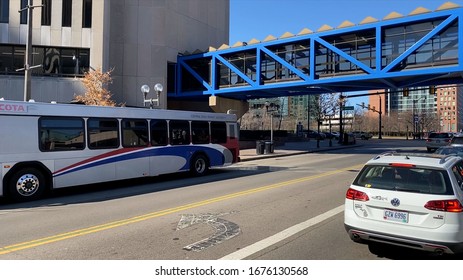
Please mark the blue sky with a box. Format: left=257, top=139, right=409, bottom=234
left=229, top=0, right=463, bottom=105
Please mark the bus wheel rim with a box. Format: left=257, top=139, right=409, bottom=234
left=16, top=174, right=39, bottom=196
left=195, top=158, right=206, bottom=173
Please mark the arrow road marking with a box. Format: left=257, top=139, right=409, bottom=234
left=176, top=212, right=240, bottom=252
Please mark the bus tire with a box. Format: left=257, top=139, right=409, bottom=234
left=8, top=167, right=46, bottom=202
left=190, top=154, right=209, bottom=176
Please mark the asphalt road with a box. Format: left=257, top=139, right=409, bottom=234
left=0, top=139, right=457, bottom=260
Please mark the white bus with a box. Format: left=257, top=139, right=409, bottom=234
left=0, top=100, right=239, bottom=201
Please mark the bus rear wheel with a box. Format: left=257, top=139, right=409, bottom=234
left=8, top=168, right=46, bottom=202
left=190, top=154, right=209, bottom=176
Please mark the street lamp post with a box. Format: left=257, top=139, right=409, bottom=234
left=141, top=83, right=163, bottom=109
left=265, top=101, right=280, bottom=153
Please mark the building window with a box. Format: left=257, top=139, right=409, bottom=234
left=41, top=0, right=51, bottom=26
left=62, top=0, right=72, bottom=27
left=82, top=0, right=92, bottom=28
left=0, top=44, right=90, bottom=77
left=0, top=0, right=9, bottom=23
left=20, top=0, right=27, bottom=24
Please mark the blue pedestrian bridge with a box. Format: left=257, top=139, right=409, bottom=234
left=170, top=2, right=463, bottom=101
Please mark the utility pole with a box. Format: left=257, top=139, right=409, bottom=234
left=378, top=94, right=382, bottom=139
left=18, top=0, right=43, bottom=101
left=338, top=94, right=345, bottom=144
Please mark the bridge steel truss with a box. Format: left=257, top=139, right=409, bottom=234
left=172, top=6, right=463, bottom=100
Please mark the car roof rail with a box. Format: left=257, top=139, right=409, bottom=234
left=373, top=151, right=397, bottom=160
left=439, top=154, right=459, bottom=164
left=373, top=152, right=458, bottom=163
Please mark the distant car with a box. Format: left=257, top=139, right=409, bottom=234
left=345, top=152, right=463, bottom=255
left=449, top=135, right=463, bottom=147
left=426, top=132, right=453, bottom=152
left=306, top=130, right=326, bottom=140
left=325, top=132, right=339, bottom=140
left=435, top=146, right=463, bottom=156
left=352, top=131, right=372, bottom=140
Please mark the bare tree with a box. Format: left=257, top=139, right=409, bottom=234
left=309, top=93, right=339, bottom=130
left=74, top=68, right=116, bottom=106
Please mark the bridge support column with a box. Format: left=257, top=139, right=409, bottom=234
left=209, top=96, right=248, bottom=118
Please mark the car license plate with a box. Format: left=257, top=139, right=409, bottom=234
left=384, top=209, right=408, bottom=223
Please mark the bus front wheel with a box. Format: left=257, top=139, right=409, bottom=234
left=190, top=154, right=209, bottom=176
left=8, top=168, right=46, bottom=202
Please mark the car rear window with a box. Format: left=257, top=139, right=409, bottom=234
left=429, top=133, right=451, bottom=138
left=353, top=165, right=453, bottom=195
left=452, top=137, right=463, bottom=144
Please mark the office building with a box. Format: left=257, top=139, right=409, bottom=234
left=0, top=0, right=229, bottom=107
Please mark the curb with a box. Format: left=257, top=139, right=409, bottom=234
left=239, top=144, right=363, bottom=162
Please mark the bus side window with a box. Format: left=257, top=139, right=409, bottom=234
left=87, top=118, right=119, bottom=149
left=169, top=120, right=190, bottom=145
left=150, top=119, right=168, bottom=146
left=211, top=122, right=227, bottom=144
left=39, top=117, right=85, bottom=151
left=121, top=119, right=148, bottom=147
left=191, top=121, right=210, bottom=144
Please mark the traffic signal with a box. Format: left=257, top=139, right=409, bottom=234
left=429, top=85, right=436, bottom=95
left=403, top=88, right=409, bottom=97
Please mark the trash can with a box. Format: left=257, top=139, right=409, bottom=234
left=256, top=140, right=265, bottom=155
left=264, top=141, right=274, bottom=154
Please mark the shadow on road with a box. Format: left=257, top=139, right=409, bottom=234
left=0, top=165, right=288, bottom=209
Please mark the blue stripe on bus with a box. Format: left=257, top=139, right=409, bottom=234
left=53, top=145, right=225, bottom=177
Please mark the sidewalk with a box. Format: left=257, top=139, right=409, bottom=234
left=239, top=139, right=361, bottom=161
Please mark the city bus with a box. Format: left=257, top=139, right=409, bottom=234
left=0, top=100, right=239, bottom=202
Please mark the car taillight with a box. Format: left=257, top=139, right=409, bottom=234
left=389, top=163, right=416, bottom=168
left=346, top=188, right=369, bottom=201
left=424, top=199, right=463, bottom=212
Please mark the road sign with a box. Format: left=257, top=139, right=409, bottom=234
left=342, top=106, right=354, bottom=110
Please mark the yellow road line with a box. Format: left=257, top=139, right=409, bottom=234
left=0, top=164, right=364, bottom=255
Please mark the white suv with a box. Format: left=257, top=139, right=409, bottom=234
left=344, top=152, right=463, bottom=255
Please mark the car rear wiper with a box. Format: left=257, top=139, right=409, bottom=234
left=393, top=186, right=422, bottom=193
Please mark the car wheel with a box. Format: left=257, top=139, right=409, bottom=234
left=8, top=167, right=46, bottom=202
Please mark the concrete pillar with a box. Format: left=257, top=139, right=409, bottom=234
left=209, top=96, right=248, bottom=118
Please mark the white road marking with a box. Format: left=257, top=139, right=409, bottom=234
left=219, top=205, right=344, bottom=260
